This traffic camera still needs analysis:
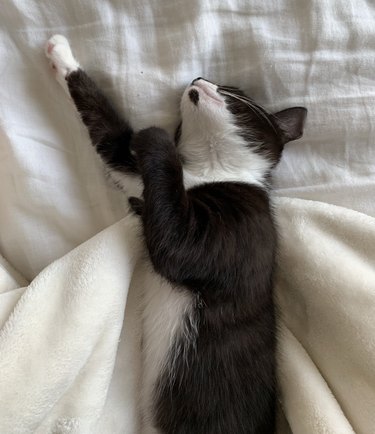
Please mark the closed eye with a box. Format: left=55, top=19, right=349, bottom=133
left=218, top=89, right=278, bottom=133
left=218, top=85, right=241, bottom=92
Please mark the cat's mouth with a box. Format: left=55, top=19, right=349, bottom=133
left=189, top=78, right=224, bottom=105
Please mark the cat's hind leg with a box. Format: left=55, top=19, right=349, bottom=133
left=45, top=35, right=137, bottom=175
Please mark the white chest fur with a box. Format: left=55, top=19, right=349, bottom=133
left=135, top=260, right=194, bottom=431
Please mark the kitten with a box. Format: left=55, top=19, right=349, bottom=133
left=45, top=35, right=307, bottom=434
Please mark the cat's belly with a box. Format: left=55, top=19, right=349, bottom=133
left=138, top=260, right=194, bottom=431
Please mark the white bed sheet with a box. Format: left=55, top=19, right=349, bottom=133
left=1, top=0, right=375, bottom=280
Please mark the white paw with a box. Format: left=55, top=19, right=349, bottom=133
left=45, top=35, right=80, bottom=84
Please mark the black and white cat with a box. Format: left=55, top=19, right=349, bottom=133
left=45, top=35, right=307, bottom=434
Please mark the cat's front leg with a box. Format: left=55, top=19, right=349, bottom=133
left=128, top=127, right=182, bottom=218
left=129, top=127, right=185, bottom=215
left=129, top=127, right=204, bottom=285
left=45, top=35, right=137, bottom=176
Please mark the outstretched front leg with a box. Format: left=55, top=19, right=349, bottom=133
left=129, top=127, right=213, bottom=287
left=45, top=35, right=137, bottom=175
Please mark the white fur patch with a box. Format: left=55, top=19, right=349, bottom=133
left=45, top=35, right=80, bottom=92
left=108, top=170, right=143, bottom=199
left=136, top=261, right=195, bottom=431
left=179, top=79, right=272, bottom=189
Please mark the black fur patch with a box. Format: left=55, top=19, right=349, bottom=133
left=218, top=86, right=283, bottom=167
left=66, top=69, right=138, bottom=174
left=218, top=86, right=307, bottom=168
left=130, top=127, right=277, bottom=434
left=174, top=121, right=182, bottom=145
left=63, top=71, right=307, bottom=434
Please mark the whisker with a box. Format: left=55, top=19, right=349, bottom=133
left=220, top=90, right=278, bottom=133
left=218, top=85, right=238, bottom=91
left=220, top=91, right=269, bottom=121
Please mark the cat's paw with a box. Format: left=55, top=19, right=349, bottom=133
left=130, top=127, right=172, bottom=161
left=45, top=35, right=80, bottom=86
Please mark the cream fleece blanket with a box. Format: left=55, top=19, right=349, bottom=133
left=1, top=197, right=374, bottom=433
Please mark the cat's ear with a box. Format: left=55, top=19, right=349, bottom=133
left=273, top=107, right=307, bottom=144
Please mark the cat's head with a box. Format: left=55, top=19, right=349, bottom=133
left=177, top=78, right=307, bottom=183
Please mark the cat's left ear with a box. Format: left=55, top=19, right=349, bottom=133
left=273, top=107, right=307, bottom=144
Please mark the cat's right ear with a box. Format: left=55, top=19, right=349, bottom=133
left=273, top=107, right=307, bottom=144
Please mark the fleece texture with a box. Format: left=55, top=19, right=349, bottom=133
left=0, top=198, right=374, bottom=433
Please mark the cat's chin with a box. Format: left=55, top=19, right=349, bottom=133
left=190, top=80, right=224, bottom=105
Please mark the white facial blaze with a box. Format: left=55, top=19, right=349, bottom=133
left=179, top=79, right=272, bottom=189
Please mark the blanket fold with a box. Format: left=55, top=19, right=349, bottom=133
left=1, top=198, right=374, bottom=433
left=276, top=198, right=375, bottom=434
left=0, top=215, right=142, bottom=434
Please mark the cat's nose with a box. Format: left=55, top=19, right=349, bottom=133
left=191, top=77, right=204, bottom=85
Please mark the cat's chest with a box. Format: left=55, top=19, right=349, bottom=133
left=183, top=168, right=266, bottom=189
left=137, top=260, right=194, bottom=366
left=108, top=169, right=197, bottom=198
left=108, top=167, right=265, bottom=200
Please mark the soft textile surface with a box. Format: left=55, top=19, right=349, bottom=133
left=1, top=0, right=375, bottom=279
left=1, top=1, right=375, bottom=433
left=0, top=215, right=142, bottom=434
left=276, top=198, right=375, bottom=434
left=1, top=198, right=375, bottom=433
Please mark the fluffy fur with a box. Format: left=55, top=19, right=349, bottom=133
left=45, top=35, right=307, bottom=434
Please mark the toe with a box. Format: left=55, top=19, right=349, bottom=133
left=45, top=34, right=70, bottom=57
left=49, top=34, right=69, bottom=47
left=46, top=42, right=54, bottom=55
